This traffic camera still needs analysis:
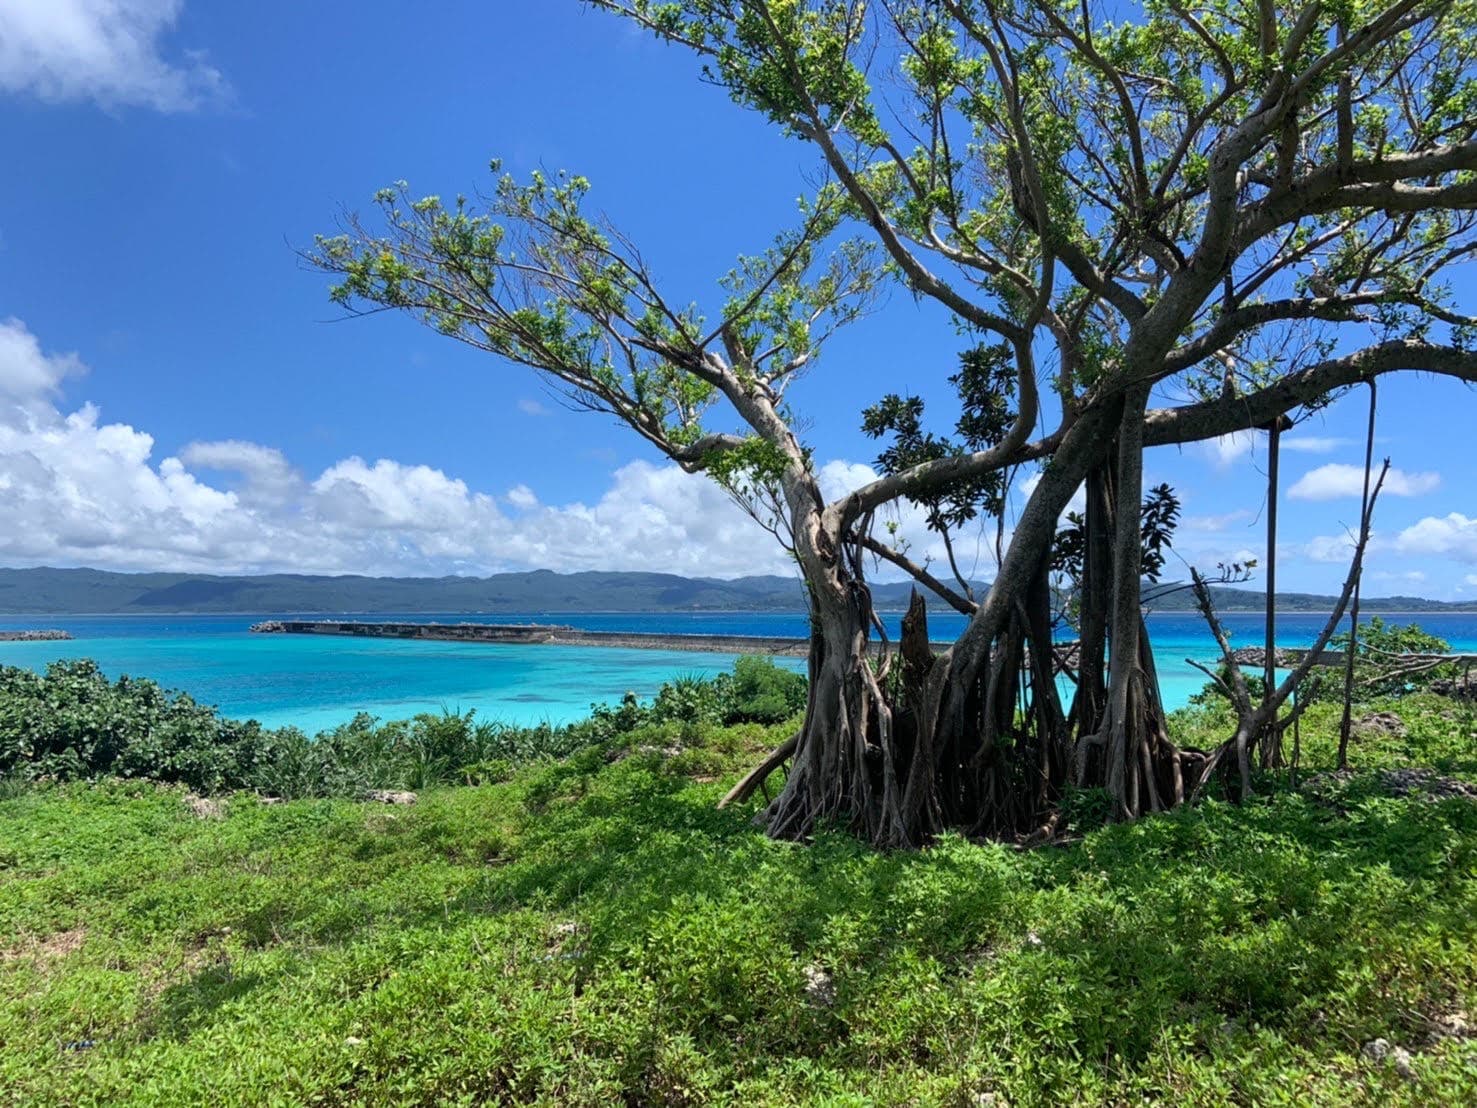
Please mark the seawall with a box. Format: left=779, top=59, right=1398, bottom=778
left=250, top=620, right=811, bottom=657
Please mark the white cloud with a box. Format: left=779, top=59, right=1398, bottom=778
left=1289, top=463, right=1440, bottom=501
left=816, top=459, right=1004, bottom=580
left=1197, top=431, right=1348, bottom=468
left=517, top=397, right=551, bottom=417
left=1396, top=513, right=1477, bottom=564
left=815, top=459, right=878, bottom=502
left=10, top=318, right=1465, bottom=592
left=0, top=0, right=225, bottom=112
left=506, top=484, right=538, bottom=510
left=0, top=318, right=85, bottom=425
left=0, top=319, right=818, bottom=576
left=1201, top=430, right=1257, bottom=469
left=1466, top=574, right=1477, bottom=587
left=1301, top=532, right=1360, bottom=564
left=1181, top=509, right=1251, bottom=533
left=1280, top=435, right=1349, bottom=454
left=179, top=439, right=300, bottom=506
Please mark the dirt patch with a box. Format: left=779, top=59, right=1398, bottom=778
left=1, top=927, right=86, bottom=969
left=1415, top=1005, right=1472, bottom=1048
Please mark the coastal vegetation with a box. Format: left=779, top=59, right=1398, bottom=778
left=0, top=657, right=806, bottom=800
left=2, top=661, right=1475, bottom=1104
left=311, top=0, right=1477, bottom=847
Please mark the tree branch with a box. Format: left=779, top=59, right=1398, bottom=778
left=1145, top=341, right=1477, bottom=446
left=858, top=535, right=978, bottom=616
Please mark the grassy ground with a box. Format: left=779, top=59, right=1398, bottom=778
left=3, top=698, right=1476, bottom=1105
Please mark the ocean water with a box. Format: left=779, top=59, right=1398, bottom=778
left=0, top=610, right=1473, bottom=734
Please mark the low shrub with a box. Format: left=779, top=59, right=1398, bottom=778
left=0, top=660, right=608, bottom=798
left=0, top=655, right=807, bottom=799
left=590, top=657, right=808, bottom=737
left=1328, top=616, right=1460, bottom=699
left=0, top=660, right=277, bottom=793
left=722, top=655, right=808, bottom=724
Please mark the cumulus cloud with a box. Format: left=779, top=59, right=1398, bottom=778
left=1289, top=463, right=1440, bottom=501
left=0, top=318, right=85, bottom=425
left=0, top=319, right=838, bottom=577
left=0, top=0, right=226, bottom=111
left=1300, top=531, right=1361, bottom=564
left=1197, top=431, right=1347, bottom=469
left=505, top=484, right=538, bottom=510
left=178, top=439, right=301, bottom=506
left=1396, top=513, right=1477, bottom=564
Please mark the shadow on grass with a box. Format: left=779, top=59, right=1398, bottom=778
left=147, top=965, right=269, bottom=1041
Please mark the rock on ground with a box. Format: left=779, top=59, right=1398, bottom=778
left=1362, top=1038, right=1416, bottom=1080
left=366, top=790, right=417, bottom=805
left=802, top=964, right=836, bottom=1008
left=184, top=794, right=226, bottom=820
left=1353, top=711, right=1406, bottom=739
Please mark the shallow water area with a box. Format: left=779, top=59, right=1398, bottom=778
left=0, top=610, right=1473, bottom=734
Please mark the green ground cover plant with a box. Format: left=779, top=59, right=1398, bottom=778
left=2, top=662, right=1476, bottom=1104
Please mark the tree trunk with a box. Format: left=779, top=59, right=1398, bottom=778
left=1072, top=389, right=1179, bottom=818
left=1069, top=465, right=1112, bottom=744
left=760, top=547, right=921, bottom=846
left=755, top=396, right=1182, bottom=847
left=1261, top=420, right=1282, bottom=768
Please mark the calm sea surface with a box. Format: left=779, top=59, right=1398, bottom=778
left=0, top=610, right=1473, bottom=734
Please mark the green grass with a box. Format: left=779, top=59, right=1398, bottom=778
left=3, top=699, right=1476, bottom=1105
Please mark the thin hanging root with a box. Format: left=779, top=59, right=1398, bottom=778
left=858, top=656, right=910, bottom=847
left=1139, top=733, right=1162, bottom=813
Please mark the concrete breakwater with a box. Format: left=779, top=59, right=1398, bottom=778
left=1228, top=646, right=1347, bottom=668
left=0, top=630, right=72, bottom=641
left=249, top=620, right=811, bottom=657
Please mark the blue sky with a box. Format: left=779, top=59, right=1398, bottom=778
left=0, top=0, right=1473, bottom=597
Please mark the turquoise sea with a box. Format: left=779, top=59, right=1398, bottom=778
left=1, top=610, right=1474, bottom=734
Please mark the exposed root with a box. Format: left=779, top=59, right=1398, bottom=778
left=717, top=731, right=799, bottom=810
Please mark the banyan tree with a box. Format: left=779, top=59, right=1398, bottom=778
left=311, top=0, right=1477, bottom=847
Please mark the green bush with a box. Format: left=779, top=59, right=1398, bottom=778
left=588, top=657, right=808, bottom=737
left=1186, top=618, right=1458, bottom=710
left=0, top=660, right=277, bottom=792
left=2, top=694, right=1475, bottom=1104
left=0, top=661, right=606, bottom=798
left=0, top=655, right=809, bottom=798
left=1329, top=616, right=1458, bottom=699
left=651, top=672, right=725, bottom=724
left=721, top=655, right=808, bottom=724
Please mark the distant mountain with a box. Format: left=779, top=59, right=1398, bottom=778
left=0, top=567, right=804, bottom=614
left=1142, top=582, right=1477, bottom=614
left=0, top=566, right=1472, bottom=615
